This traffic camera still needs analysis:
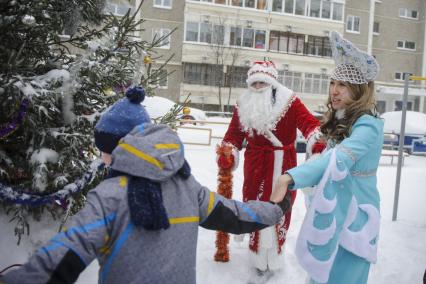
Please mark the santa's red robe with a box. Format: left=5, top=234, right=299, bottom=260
left=223, top=94, right=320, bottom=253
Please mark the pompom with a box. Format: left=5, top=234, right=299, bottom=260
left=125, top=86, right=145, bottom=104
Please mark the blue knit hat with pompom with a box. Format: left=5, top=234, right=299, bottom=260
left=95, top=86, right=150, bottom=154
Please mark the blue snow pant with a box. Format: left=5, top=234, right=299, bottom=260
left=310, top=246, right=371, bottom=284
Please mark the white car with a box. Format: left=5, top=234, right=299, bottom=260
left=142, top=96, right=207, bottom=121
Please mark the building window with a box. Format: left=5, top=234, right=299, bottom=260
left=269, top=31, right=303, bottom=54
left=376, top=100, right=386, bottom=114
left=257, top=0, right=268, bottom=10
left=245, top=0, right=255, bottom=8
left=200, top=23, right=212, bottom=43
left=215, top=0, right=226, bottom=4
left=399, top=8, right=418, bottom=19
left=321, top=0, right=331, bottom=19
left=242, top=28, right=254, bottom=47
left=284, top=0, right=294, bottom=13
left=212, top=25, right=225, bottom=45
left=278, top=71, right=302, bottom=92
left=288, top=33, right=304, bottom=53
left=332, top=2, right=343, bottom=21
left=152, top=28, right=171, bottom=49
left=183, top=63, right=224, bottom=86
left=231, top=0, right=243, bottom=7
left=230, top=66, right=250, bottom=88
left=272, top=0, right=283, bottom=12
left=306, top=35, right=331, bottom=57
left=373, top=22, right=380, bottom=34
left=295, top=0, right=305, bottom=16
left=230, top=26, right=242, bottom=46
left=152, top=69, right=168, bottom=88
left=397, top=40, right=416, bottom=50
left=154, top=0, right=172, bottom=9
left=185, top=22, right=199, bottom=42
left=346, top=15, right=360, bottom=33
left=395, top=72, right=413, bottom=81
left=254, top=30, right=266, bottom=49
left=230, top=26, right=266, bottom=49
left=310, top=0, right=321, bottom=17
left=304, top=73, right=330, bottom=94
left=104, top=2, right=132, bottom=16
left=394, top=100, right=413, bottom=111
left=271, top=0, right=342, bottom=20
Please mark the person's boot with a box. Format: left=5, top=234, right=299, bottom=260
left=247, top=268, right=274, bottom=284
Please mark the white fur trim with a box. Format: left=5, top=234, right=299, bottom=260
left=335, top=109, right=345, bottom=119
left=249, top=227, right=285, bottom=271
left=295, top=149, right=348, bottom=283
left=246, top=73, right=278, bottom=88
left=246, top=62, right=279, bottom=88
left=249, top=131, right=285, bottom=271
left=339, top=198, right=380, bottom=263
left=305, top=128, right=322, bottom=157
left=232, top=146, right=239, bottom=171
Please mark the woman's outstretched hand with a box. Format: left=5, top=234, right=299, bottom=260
left=270, top=174, right=294, bottom=203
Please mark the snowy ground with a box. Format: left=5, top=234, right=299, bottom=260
left=1, top=119, right=426, bottom=283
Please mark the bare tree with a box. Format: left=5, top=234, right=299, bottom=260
left=206, top=16, right=242, bottom=113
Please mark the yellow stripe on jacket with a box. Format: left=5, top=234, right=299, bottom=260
left=169, top=216, right=200, bottom=224
left=118, top=143, right=164, bottom=170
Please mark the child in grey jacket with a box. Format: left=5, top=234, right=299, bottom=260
left=1, top=87, right=290, bottom=284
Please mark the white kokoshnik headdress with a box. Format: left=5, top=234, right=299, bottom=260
left=329, top=31, right=379, bottom=84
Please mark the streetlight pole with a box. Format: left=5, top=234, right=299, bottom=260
left=392, top=75, right=426, bottom=221
left=392, top=74, right=409, bottom=221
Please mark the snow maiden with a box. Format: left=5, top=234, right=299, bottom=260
left=271, top=31, right=383, bottom=284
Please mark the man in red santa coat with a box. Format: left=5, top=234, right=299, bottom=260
left=218, top=60, right=324, bottom=278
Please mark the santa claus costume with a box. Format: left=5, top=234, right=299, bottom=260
left=220, top=61, right=322, bottom=273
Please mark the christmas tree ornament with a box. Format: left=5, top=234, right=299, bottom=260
left=144, top=55, right=152, bottom=65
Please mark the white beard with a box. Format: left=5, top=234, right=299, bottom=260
left=237, top=85, right=293, bottom=136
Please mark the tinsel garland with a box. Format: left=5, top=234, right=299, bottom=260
left=214, top=144, right=234, bottom=262
left=0, top=159, right=104, bottom=206
left=0, top=98, right=30, bottom=139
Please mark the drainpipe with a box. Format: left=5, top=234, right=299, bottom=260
left=367, top=0, right=375, bottom=55
left=420, top=1, right=426, bottom=112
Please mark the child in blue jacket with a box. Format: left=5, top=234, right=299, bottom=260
left=1, top=87, right=291, bottom=284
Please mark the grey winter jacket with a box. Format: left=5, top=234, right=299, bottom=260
left=1, top=124, right=288, bottom=284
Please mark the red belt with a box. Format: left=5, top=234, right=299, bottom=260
left=247, top=143, right=294, bottom=152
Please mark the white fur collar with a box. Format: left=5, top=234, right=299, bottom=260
left=335, top=109, right=346, bottom=120
left=237, top=84, right=294, bottom=136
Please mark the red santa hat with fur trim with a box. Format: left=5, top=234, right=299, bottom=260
left=246, top=60, right=279, bottom=88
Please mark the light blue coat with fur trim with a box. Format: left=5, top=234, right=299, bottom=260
left=287, top=114, right=384, bottom=284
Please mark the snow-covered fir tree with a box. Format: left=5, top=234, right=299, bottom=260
left=0, top=0, right=175, bottom=244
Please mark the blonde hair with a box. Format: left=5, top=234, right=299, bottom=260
left=320, top=81, right=377, bottom=142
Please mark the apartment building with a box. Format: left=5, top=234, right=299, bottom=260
left=180, top=0, right=344, bottom=112
left=132, top=0, right=426, bottom=114
left=344, top=0, right=426, bottom=113
left=137, top=0, right=184, bottom=102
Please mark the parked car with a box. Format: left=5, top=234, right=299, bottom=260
left=296, top=111, right=324, bottom=153
left=143, top=96, right=207, bottom=122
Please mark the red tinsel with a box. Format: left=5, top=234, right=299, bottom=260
left=214, top=144, right=234, bottom=262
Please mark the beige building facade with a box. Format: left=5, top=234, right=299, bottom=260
left=344, top=0, right=426, bottom=113
left=180, top=0, right=343, bottom=112
left=127, top=0, right=426, bottom=114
